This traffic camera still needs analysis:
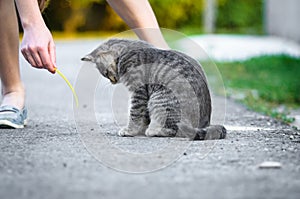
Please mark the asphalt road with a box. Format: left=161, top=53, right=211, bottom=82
left=0, top=39, right=299, bottom=199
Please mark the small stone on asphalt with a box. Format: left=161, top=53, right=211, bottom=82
left=258, top=161, right=282, bottom=169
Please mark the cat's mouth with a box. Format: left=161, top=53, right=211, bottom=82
left=108, top=75, right=117, bottom=84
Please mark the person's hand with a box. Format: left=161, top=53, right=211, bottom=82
left=21, top=24, right=56, bottom=74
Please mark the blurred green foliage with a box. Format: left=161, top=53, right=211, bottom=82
left=216, top=0, right=263, bottom=34
left=40, top=0, right=263, bottom=34
left=149, top=0, right=204, bottom=30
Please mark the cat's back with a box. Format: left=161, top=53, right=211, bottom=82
left=118, top=48, right=209, bottom=96
left=118, top=47, right=205, bottom=79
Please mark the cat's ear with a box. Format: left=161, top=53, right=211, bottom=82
left=81, top=54, right=94, bottom=62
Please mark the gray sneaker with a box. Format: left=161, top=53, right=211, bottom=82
left=0, top=105, right=27, bottom=129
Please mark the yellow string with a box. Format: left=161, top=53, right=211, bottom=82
left=55, top=68, right=79, bottom=107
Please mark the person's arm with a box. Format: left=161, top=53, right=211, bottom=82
left=107, top=0, right=169, bottom=49
left=15, top=0, right=56, bottom=73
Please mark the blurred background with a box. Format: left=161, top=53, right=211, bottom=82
left=26, top=0, right=265, bottom=36
left=20, top=0, right=299, bottom=43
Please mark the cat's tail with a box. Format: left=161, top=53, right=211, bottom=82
left=177, top=123, right=227, bottom=140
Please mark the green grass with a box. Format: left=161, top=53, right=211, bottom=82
left=215, top=55, right=300, bottom=123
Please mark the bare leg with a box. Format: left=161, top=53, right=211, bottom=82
left=107, top=0, right=169, bottom=49
left=0, top=0, right=25, bottom=109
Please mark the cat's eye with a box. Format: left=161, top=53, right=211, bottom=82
left=104, top=70, right=109, bottom=78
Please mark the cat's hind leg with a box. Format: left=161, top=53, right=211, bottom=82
left=118, top=117, right=149, bottom=136
left=145, top=87, right=180, bottom=137
left=145, top=118, right=176, bottom=137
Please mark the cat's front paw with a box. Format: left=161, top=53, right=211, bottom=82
left=118, top=127, right=137, bottom=137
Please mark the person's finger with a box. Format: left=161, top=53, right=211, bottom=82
left=21, top=48, right=38, bottom=67
left=38, top=46, right=55, bottom=74
left=29, top=47, right=43, bottom=67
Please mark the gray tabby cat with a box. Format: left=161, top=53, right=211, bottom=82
left=81, top=39, right=226, bottom=140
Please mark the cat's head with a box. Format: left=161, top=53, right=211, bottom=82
left=81, top=45, right=119, bottom=84
left=81, top=39, right=153, bottom=84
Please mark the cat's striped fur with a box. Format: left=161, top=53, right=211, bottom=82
left=82, top=39, right=226, bottom=140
